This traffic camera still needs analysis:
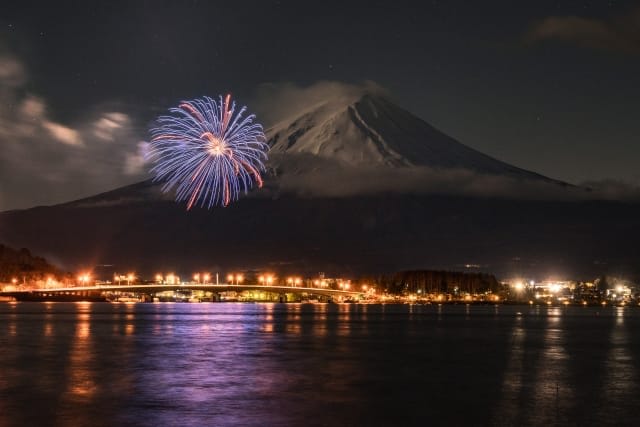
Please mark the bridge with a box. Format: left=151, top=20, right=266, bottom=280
left=0, top=283, right=362, bottom=302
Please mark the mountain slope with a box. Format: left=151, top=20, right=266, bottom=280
left=1, top=192, right=639, bottom=279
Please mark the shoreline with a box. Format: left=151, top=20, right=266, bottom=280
left=0, top=298, right=632, bottom=308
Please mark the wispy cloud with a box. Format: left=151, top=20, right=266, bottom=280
left=42, top=121, right=83, bottom=146
left=0, top=55, right=26, bottom=87
left=93, top=112, right=129, bottom=141
left=252, top=80, right=389, bottom=126
left=525, top=6, right=640, bottom=54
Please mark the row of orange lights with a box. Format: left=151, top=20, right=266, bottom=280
left=258, top=275, right=275, bottom=285
left=8, top=273, right=373, bottom=294
left=192, top=273, right=211, bottom=283
left=65, top=271, right=368, bottom=291
left=227, top=274, right=244, bottom=284
left=287, top=277, right=302, bottom=286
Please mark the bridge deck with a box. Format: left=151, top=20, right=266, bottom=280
left=1, top=283, right=361, bottom=298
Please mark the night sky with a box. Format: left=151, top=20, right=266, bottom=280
left=1, top=0, right=638, bottom=210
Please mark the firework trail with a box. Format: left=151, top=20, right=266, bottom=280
left=148, top=95, right=269, bottom=209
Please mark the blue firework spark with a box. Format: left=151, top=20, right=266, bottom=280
left=148, top=95, right=269, bottom=209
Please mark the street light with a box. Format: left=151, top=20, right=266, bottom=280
left=226, top=274, right=244, bottom=285
left=193, top=273, right=201, bottom=283
left=258, top=274, right=274, bottom=285
left=77, top=273, right=91, bottom=286
left=127, top=273, right=135, bottom=285
left=203, top=273, right=210, bottom=284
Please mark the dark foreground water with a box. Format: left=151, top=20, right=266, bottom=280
left=1, top=302, right=639, bottom=427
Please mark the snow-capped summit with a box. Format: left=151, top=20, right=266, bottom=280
left=266, top=91, right=551, bottom=182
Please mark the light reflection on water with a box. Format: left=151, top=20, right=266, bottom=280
left=529, top=307, right=573, bottom=425
left=493, top=314, right=527, bottom=424
left=65, top=310, right=96, bottom=402
left=1, top=303, right=640, bottom=426
left=595, top=306, right=638, bottom=423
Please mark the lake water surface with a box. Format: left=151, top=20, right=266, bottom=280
left=1, top=302, right=639, bottom=426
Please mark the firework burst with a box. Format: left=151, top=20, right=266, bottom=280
left=148, top=95, right=269, bottom=209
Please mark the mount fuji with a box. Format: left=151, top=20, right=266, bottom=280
left=268, top=92, right=544, bottom=176
left=1, top=84, right=638, bottom=278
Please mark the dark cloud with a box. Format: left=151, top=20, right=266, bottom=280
left=266, top=153, right=640, bottom=202
left=525, top=6, right=640, bottom=54
left=0, top=48, right=148, bottom=211
left=274, top=164, right=640, bottom=202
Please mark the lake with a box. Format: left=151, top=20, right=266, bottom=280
left=1, top=302, right=639, bottom=426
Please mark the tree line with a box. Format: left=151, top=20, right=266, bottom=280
left=0, top=244, right=64, bottom=282
left=377, top=270, right=501, bottom=294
